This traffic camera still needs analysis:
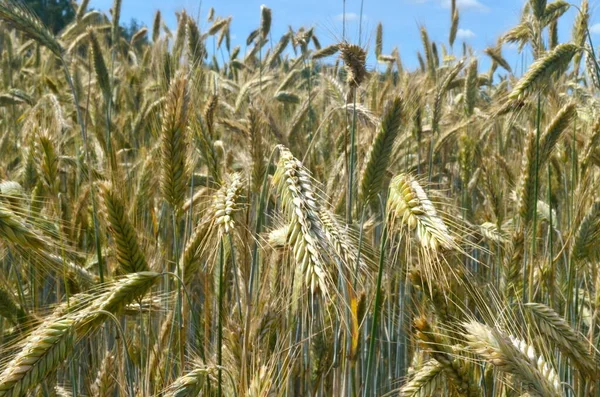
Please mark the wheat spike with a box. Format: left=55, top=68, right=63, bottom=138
left=524, top=302, right=599, bottom=377
left=0, top=318, right=75, bottom=396
left=212, top=173, right=244, bottom=235
left=75, top=0, right=91, bottom=21
left=509, top=43, right=579, bottom=99
left=432, top=59, right=464, bottom=134
left=464, top=59, right=478, bottom=116
left=359, top=96, right=403, bottom=206
left=160, top=73, right=190, bottom=211
left=375, top=23, right=383, bottom=58
left=313, top=44, right=339, bottom=60
left=0, top=0, right=63, bottom=57
left=572, top=201, right=600, bottom=262
left=87, top=28, right=111, bottom=100
left=260, top=5, right=272, bottom=39
left=339, top=42, right=368, bottom=88
left=449, top=6, right=459, bottom=48
left=78, top=272, right=161, bottom=333
left=272, top=147, right=329, bottom=295
left=400, top=360, right=445, bottom=397
left=572, top=0, right=588, bottom=71
left=530, top=0, right=547, bottom=21
left=99, top=182, right=149, bottom=274
left=152, top=10, right=161, bottom=41
left=464, top=321, right=562, bottom=397
left=164, top=364, right=212, bottom=396
left=414, top=317, right=480, bottom=397
left=388, top=174, right=454, bottom=250
left=90, top=352, right=116, bottom=397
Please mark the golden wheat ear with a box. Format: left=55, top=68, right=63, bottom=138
left=339, top=42, right=368, bottom=89
left=524, top=302, right=599, bottom=378
left=399, top=360, right=445, bottom=396
left=387, top=174, right=454, bottom=251
left=464, top=321, right=562, bottom=397
left=272, top=148, right=330, bottom=298
left=163, top=364, right=216, bottom=396
left=413, top=317, right=481, bottom=397
left=509, top=43, right=580, bottom=99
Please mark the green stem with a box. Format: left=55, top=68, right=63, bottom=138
left=363, top=224, right=388, bottom=397
left=217, top=239, right=224, bottom=397
left=347, top=89, right=357, bottom=224
left=527, top=93, right=542, bottom=302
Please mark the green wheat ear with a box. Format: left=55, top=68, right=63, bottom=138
left=160, top=73, right=190, bottom=212
left=0, top=0, right=63, bottom=57
left=88, top=27, right=111, bottom=100
left=99, top=182, right=149, bottom=275
left=0, top=319, right=75, bottom=395
left=359, top=96, right=403, bottom=207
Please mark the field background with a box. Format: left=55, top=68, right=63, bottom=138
left=0, top=0, right=599, bottom=396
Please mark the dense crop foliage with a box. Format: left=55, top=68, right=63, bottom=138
left=0, top=0, right=599, bottom=395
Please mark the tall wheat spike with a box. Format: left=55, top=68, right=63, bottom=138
left=160, top=73, right=190, bottom=211
left=0, top=0, right=63, bottom=57
left=99, top=182, right=149, bottom=274
left=359, top=96, right=403, bottom=206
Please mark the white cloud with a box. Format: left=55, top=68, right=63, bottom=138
left=410, top=0, right=488, bottom=12
left=335, top=12, right=363, bottom=22
left=456, top=28, right=476, bottom=39
left=590, top=23, right=600, bottom=34
left=453, top=0, right=488, bottom=11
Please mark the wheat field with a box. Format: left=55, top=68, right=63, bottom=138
left=0, top=0, right=598, bottom=395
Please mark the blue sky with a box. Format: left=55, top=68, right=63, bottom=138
left=91, top=0, right=600, bottom=73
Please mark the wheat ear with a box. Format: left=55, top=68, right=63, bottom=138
left=359, top=96, right=403, bottom=207
left=160, top=73, right=190, bottom=211
left=0, top=0, right=63, bottom=57
left=400, top=360, right=445, bottom=396
left=464, top=321, right=562, bottom=397
left=414, top=317, right=480, bottom=397
left=0, top=318, right=75, bottom=397
left=99, top=182, right=149, bottom=274
left=509, top=43, right=579, bottom=99
left=388, top=174, right=454, bottom=250
left=525, top=302, right=598, bottom=377
left=272, top=147, right=329, bottom=295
